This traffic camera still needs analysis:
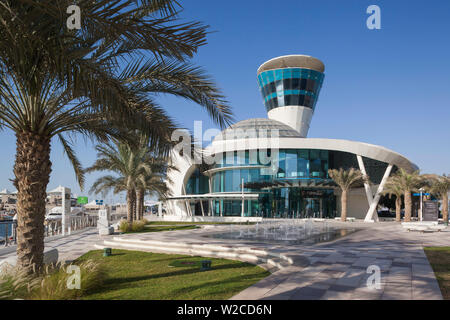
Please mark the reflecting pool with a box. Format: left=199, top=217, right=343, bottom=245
left=208, top=220, right=355, bottom=245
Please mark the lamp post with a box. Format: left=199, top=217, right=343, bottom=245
left=419, top=187, right=424, bottom=221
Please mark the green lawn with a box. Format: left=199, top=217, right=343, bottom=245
left=76, top=250, right=270, bottom=300
left=424, top=247, right=450, bottom=300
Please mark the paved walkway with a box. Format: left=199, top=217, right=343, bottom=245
left=231, top=222, right=448, bottom=300
left=0, top=228, right=103, bottom=262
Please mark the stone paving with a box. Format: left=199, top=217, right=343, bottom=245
left=231, top=222, right=447, bottom=300
left=0, top=228, right=103, bottom=262
left=0, top=221, right=448, bottom=300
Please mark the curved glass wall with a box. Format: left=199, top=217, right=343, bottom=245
left=212, top=149, right=329, bottom=180
left=257, top=68, right=325, bottom=111
left=185, top=168, right=209, bottom=195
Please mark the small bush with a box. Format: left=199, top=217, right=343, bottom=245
left=119, top=220, right=130, bottom=232
left=0, top=264, right=40, bottom=299
left=0, top=260, right=106, bottom=300
left=131, top=220, right=146, bottom=232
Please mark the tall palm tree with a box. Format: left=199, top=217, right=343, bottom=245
left=136, top=159, right=172, bottom=220
left=382, top=181, right=403, bottom=222
left=328, top=168, right=365, bottom=222
left=423, top=174, right=450, bottom=225
left=87, top=141, right=156, bottom=224
left=0, top=0, right=232, bottom=272
left=388, top=169, right=422, bottom=222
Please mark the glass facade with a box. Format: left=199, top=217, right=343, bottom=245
left=185, top=168, right=209, bottom=195
left=212, top=149, right=329, bottom=181
left=257, top=68, right=325, bottom=111
left=184, top=149, right=391, bottom=218
left=185, top=149, right=337, bottom=218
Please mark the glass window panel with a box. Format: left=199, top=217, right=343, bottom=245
left=300, top=78, right=307, bottom=90
left=298, top=94, right=305, bottom=106
left=276, top=79, right=283, bottom=92
left=306, top=79, right=316, bottom=91
left=304, top=95, right=312, bottom=108
left=283, top=69, right=292, bottom=79
left=285, top=151, right=297, bottom=177
left=275, top=69, right=284, bottom=81
left=284, top=94, right=292, bottom=106
left=283, top=78, right=291, bottom=90
left=310, top=149, right=320, bottom=159
left=232, top=169, right=241, bottom=192
left=224, top=170, right=233, bottom=192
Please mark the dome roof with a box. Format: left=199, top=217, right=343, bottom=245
left=213, top=118, right=302, bottom=142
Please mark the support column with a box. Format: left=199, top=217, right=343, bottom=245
left=357, top=155, right=378, bottom=222
left=200, top=200, right=205, bottom=217
left=364, top=164, right=393, bottom=222
left=357, top=155, right=374, bottom=204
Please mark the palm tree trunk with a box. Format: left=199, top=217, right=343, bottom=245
left=443, top=193, right=449, bottom=225
left=13, top=132, right=52, bottom=272
left=404, top=191, right=412, bottom=222
left=395, top=196, right=402, bottom=222
left=132, top=190, right=137, bottom=221
left=136, top=189, right=144, bottom=221
left=341, top=190, right=347, bottom=222
left=127, top=189, right=136, bottom=224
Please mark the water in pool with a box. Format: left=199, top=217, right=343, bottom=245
left=208, top=220, right=355, bottom=245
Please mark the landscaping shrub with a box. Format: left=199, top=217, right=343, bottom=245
left=0, top=260, right=105, bottom=300
left=119, top=220, right=130, bottom=233
left=131, top=220, right=146, bottom=232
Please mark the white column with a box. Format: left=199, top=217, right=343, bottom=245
left=200, top=200, right=205, bottom=217
left=357, top=155, right=374, bottom=204
left=364, top=164, right=393, bottom=222
left=357, top=155, right=378, bottom=222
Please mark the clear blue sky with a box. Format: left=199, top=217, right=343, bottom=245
left=0, top=0, right=449, bottom=203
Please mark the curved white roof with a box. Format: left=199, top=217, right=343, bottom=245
left=209, top=137, right=418, bottom=172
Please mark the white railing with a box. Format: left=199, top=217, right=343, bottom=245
left=44, top=215, right=98, bottom=237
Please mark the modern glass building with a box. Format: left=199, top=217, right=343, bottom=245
left=165, top=55, right=418, bottom=221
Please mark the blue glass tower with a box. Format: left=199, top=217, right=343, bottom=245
left=257, top=55, right=325, bottom=137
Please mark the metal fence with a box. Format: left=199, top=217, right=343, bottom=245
left=1, top=215, right=98, bottom=247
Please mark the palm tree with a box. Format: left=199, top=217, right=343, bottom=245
left=382, top=181, right=403, bottom=222
left=424, top=174, right=450, bottom=225
left=136, top=158, right=172, bottom=220
left=328, top=168, right=365, bottom=222
left=87, top=142, right=146, bottom=224
left=0, top=1, right=232, bottom=272
left=387, top=169, right=422, bottom=222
